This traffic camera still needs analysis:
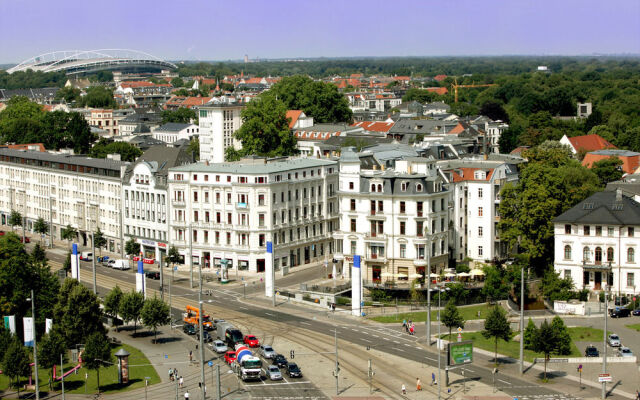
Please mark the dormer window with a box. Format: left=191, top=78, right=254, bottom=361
left=416, top=183, right=423, bottom=192
left=474, top=171, right=486, bottom=180
left=401, top=182, right=407, bottom=192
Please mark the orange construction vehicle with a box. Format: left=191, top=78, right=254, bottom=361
left=183, top=305, right=214, bottom=331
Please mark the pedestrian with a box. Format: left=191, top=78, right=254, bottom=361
left=184, top=390, right=189, bottom=399
left=401, top=383, right=406, bottom=395
left=169, top=368, right=173, bottom=381
left=402, top=319, right=407, bottom=330
left=189, top=350, right=193, bottom=363
left=431, top=372, right=436, bottom=386
left=174, top=367, right=178, bottom=378
left=636, top=390, right=639, bottom=400
left=179, top=376, right=184, bottom=388
left=410, top=324, right=415, bottom=336
left=416, top=377, right=422, bottom=391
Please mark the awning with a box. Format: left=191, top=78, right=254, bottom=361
left=469, top=268, right=485, bottom=276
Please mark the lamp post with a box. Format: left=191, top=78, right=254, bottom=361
left=198, top=257, right=205, bottom=400
left=437, top=285, right=449, bottom=400
left=602, top=272, right=610, bottom=400
left=519, top=264, right=524, bottom=374
left=28, top=290, right=40, bottom=400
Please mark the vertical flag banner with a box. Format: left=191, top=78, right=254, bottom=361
left=45, top=318, right=53, bottom=334
left=23, top=317, right=34, bottom=347
left=136, top=260, right=146, bottom=298
left=351, top=255, right=362, bottom=316
left=71, top=243, right=80, bottom=280
left=3, top=315, right=16, bottom=334
left=265, top=241, right=274, bottom=298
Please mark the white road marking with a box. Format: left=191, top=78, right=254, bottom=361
left=300, top=322, right=311, bottom=326
left=264, top=312, right=275, bottom=316
left=497, top=379, right=510, bottom=385
left=257, top=381, right=312, bottom=386
left=361, top=339, right=372, bottom=343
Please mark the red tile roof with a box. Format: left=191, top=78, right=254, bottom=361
left=119, top=81, right=155, bottom=88
left=449, top=168, right=494, bottom=182
left=448, top=123, right=465, bottom=134
left=425, top=87, right=448, bottom=95
left=351, top=121, right=395, bottom=133
left=286, top=110, right=303, bottom=129
left=510, top=146, right=530, bottom=155
left=1, top=143, right=45, bottom=152
left=567, top=134, right=617, bottom=153
left=165, top=96, right=213, bottom=108
left=434, top=75, right=448, bottom=82
left=582, top=153, right=640, bottom=175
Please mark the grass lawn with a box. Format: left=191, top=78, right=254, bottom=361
left=0, top=343, right=160, bottom=395
left=369, top=303, right=495, bottom=323
left=626, top=323, right=640, bottom=332
left=440, top=327, right=605, bottom=363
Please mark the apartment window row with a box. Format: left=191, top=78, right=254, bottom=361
left=576, top=224, right=635, bottom=237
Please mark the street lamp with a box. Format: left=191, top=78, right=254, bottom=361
left=27, top=290, right=40, bottom=400
left=437, top=285, right=449, bottom=400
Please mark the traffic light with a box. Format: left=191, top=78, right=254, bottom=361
left=290, top=350, right=294, bottom=359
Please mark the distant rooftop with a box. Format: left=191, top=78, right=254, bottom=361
left=170, top=157, right=336, bottom=174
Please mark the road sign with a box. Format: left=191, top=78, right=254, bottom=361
left=448, top=340, right=473, bottom=366
left=598, top=373, right=612, bottom=382
left=457, top=333, right=462, bottom=342
left=457, top=327, right=463, bottom=332
left=208, top=361, right=213, bottom=367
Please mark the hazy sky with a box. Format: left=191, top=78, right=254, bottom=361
left=1, top=0, right=639, bottom=64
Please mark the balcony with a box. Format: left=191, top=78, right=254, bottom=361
left=172, top=199, right=185, bottom=207
left=413, top=258, right=428, bottom=266
left=365, top=254, right=387, bottom=263
left=333, top=253, right=344, bottom=261
left=365, top=232, right=386, bottom=241
left=236, top=202, right=249, bottom=210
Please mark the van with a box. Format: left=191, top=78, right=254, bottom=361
left=80, top=251, right=93, bottom=261
left=112, top=259, right=130, bottom=270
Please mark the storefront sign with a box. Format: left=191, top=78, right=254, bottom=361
left=158, top=242, right=167, bottom=248
left=133, top=256, right=154, bottom=264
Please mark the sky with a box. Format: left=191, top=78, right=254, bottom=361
left=1, top=0, right=639, bottom=64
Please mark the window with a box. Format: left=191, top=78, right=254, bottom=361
left=400, top=244, right=406, bottom=258
left=400, top=221, right=406, bottom=235
left=416, top=184, right=422, bottom=192
left=583, top=246, right=590, bottom=261
left=595, top=247, right=602, bottom=263
left=226, top=232, right=231, bottom=245
left=627, top=272, right=635, bottom=287
left=227, top=193, right=231, bottom=204
left=417, top=221, right=423, bottom=237
left=350, top=199, right=356, bottom=211
left=350, top=218, right=356, bottom=232
left=258, top=194, right=265, bottom=206
left=584, top=225, right=590, bottom=235
left=258, top=214, right=265, bottom=227
left=227, top=213, right=232, bottom=224
left=216, top=192, right=220, bottom=203
left=564, top=270, right=571, bottom=280
left=400, top=182, right=407, bottom=192
left=478, top=246, right=483, bottom=257
left=478, top=188, right=483, bottom=198
left=478, top=227, right=483, bottom=237
left=564, top=245, right=572, bottom=260
left=193, top=211, right=199, bottom=222
left=417, top=201, right=423, bottom=217
left=478, top=207, right=483, bottom=217
left=608, top=227, right=614, bottom=236
left=350, top=241, right=357, bottom=255
left=565, top=224, right=571, bottom=234
left=629, top=227, right=635, bottom=237
left=596, top=226, right=602, bottom=236
left=607, top=247, right=614, bottom=262
left=628, top=247, right=635, bottom=263
left=349, top=182, right=354, bottom=190
left=193, top=191, right=198, bottom=202
left=400, top=201, right=406, bottom=214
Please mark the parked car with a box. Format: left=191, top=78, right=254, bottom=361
left=285, top=362, right=302, bottom=378
left=633, top=308, right=640, bottom=316
left=197, top=331, right=212, bottom=343
left=224, top=351, right=236, bottom=365
left=260, top=345, right=276, bottom=359
left=183, top=323, right=196, bottom=335
left=272, top=354, right=288, bottom=368
left=80, top=251, right=92, bottom=261
left=106, top=259, right=116, bottom=268
left=101, top=257, right=112, bottom=266
left=610, top=308, right=631, bottom=318
left=608, top=334, right=621, bottom=347
left=210, top=340, right=227, bottom=354
left=243, top=334, right=259, bottom=348
left=0, top=230, right=5, bottom=235
left=112, top=259, right=131, bottom=270
left=145, top=271, right=160, bottom=280
left=266, top=365, right=282, bottom=381
left=585, top=345, right=599, bottom=357
left=20, top=237, right=30, bottom=243
left=617, top=347, right=633, bottom=357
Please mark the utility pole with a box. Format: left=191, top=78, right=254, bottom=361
left=426, top=246, right=431, bottom=345
left=22, top=215, right=26, bottom=245
left=198, top=260, right=205, bottom=400
left=519, top=265, right=524, bottom=374
left=216, top=364, right=221, bottom=400
left=48, top=198, right=53, bottom=249
left=368, top=359, right=373, bottom=394
left=91, top=232, right=97, bottom=295
left=334, top=329, right=339, bottom=396
left=602, top=284, right=608, bottom=400
left=159, top=252, right=164, bottom=300
left=60, top=354, right=65, bottom=400
left=175, top=379, right=179, bottom=400
left=189, top=224, right=194, bottom=288
left=437, top=287, right=442, bottom=400
left=169, top=265, right=173, bottom=329
left=30, top=290, right=40, bottom=400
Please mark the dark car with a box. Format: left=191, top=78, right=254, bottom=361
left=272, top=354, right=288, bottom=368
left=610, top=308, right=631, bottom=318
left=145, top=271, right=160, bottom=280
left=183, top=323, right=196, bottom=335
left=286, top=362, right=302, bottom=378
left=632, top=308, right=640, bottom=316
left=585, top=345, right=599, bottom=357
left=197, top=331, right=212, bottom=343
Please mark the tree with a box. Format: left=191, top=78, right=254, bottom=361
left=481, top=266, right=510, bottom=302
left=480, top=100, right=510, bottom=122
left=268, top=76, right=352, bottom=123
left=229, top=94, right=297, bottom=160
left=31, top=243, right=48, bottom=265
left=591, top=157, right=623, bottom=186
left=550, top=316, right=572, bottom=356
left=523, top=318, right=537, bottom=350
left=63, top=251, right=72, bottom=274
left=82, top=332, right=112, bottom=394
left=0, top=326, right=13, bottom=356
left=531, top=318, right=571, bottom=380
left=104, top=286, right=123, bottom=331
left=125, top=238, right=139, bottom=257
left=67, top=112, right=98, bottom=154
left=78, top=86, right=117, bottom=108
left=8, top=210, right=22, bottom=231
left=402, top=88, right=438, bottom=104
left=187, top=138, right=200, bottom=161
left=442, top=300, right=465, bottom=340
left=55, top=86, right=82, bottom=103
left=61, top=225, right=77, bottom=249
left=141, top=296, right=171, bottom=343
left=171, top=77, right=185, bottom=87
left=33, top=217, right=49, bottom=244
left=38, top=331, right=67, bottom=389
left=161, top=108, right=197, bottom=124
left=1, top=339, right=31, bottom=397
left=482, top=306, right=512, bottom=365
left=93, top=227, right=107, bottom=256
left=89, top=138, right=142, bottom=161
left=0, top=96, right=45, bottom=144
left=55, top=281, right=105, bottom=348
left=120, top=291, right=145, bottom=335
left=542, top=270, right=578, bottom=301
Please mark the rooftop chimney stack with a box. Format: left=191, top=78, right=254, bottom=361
left=616, top=188, right=622, bottom=202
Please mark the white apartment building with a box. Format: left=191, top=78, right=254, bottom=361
left=553, top=190, right=640, bottom=295
left=0, top=148, right=126, bottom=252
left=346, top=93, right=402, bottom=113
left=153, top=123, right=199, bottom=144
left=122, top=145, right=193, bottom=261
left=198, top=98, right=244, bottom=163
left=439, top=159, right=519, bottom=262
left=167, top=157, right=339, bottom=273
left=484, top=121, right=509, bottom=154
left=333, top=148, right=450, bottom=284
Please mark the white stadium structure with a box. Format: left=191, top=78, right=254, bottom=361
left=7, top=49, right=177, bottom=75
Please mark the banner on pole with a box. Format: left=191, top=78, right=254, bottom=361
left=23, top=317, right=34, bottom=347
left=3, top=315, right=16, bottom=334
left=45, top=318, right=53, bottom=334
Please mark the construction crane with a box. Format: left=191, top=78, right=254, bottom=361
left=451, top=78, right=498, bottom=103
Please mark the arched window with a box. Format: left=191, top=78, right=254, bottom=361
left=628, top=248, right=635, bottom=263
left=607, top=247, right=614, bottom=262
left=564, top=245, right=572, bottom=260
left=377, top=184, right=382, bottom=192
left=370, top=184, right=375, bottom=192
left=416, top=183, right=423, bottom=192
left=583, top=246, right=590, bottom=261
left=595, top=247, right=602, bottom=263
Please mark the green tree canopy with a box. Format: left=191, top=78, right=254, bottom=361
left=82, top=332, right=112, bottom=394
left=8, top=210, right=22, bottom=230
left=481, top=266, right=510, bottom=302
left=482, top=306, right=512, bottom=365
left=120, top=291, right=145, bottom=335
left=590, top=157, right=623, bottom=186
left=38, top=330, right=67, bottom=389
left=531, top=318, right=572, bottom=380
left=268, top=75, right=352, bottom=123
left=33, top=217, right=49, bottom=243
left=89, top=138, right=142, bottom=161
left=125, top=238, right=139, bottom=256
left=523, top=318, right=537, bottom=350
left=60, top=224, right=77, bottom=248
left=161, top=107, right=197, bottom=124
left=55, top=86, right=82, bottom=103
left=93, top=227, right=107, bottom=255
left=104, top=286, right=123, bottom=331
left=441, top=300, right=465, bottom=339
left=54, top=279, right=105, bottom=348
left=1, top=339, right=31, bottom=396
left=228, top=94, right=297, bottom=161
left=78, top=86, right=117, bottom=108
left=141, top=296, right=171, bottom=343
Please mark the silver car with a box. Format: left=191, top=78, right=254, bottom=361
left=608, top=334, right=621, bottom=347
left=617, top=347, right=633, bottom=357
left=266, top=365, right=282, bottom=381
left=260, top=345, right=276, bottom=359
left=210, top=340, right=227, bottom=354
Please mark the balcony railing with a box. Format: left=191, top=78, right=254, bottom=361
left=236, top=202, right=249, bottom=209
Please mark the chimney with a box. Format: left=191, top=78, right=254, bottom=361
left=616, top=188, right=622, bottom=202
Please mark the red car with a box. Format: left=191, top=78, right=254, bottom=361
left=224, top=351, right=236, bottom=365
left=0, top=231, right=5, bottom=236
left=20, top=237, right=30, bottom=243
left=243, top=335, right=259, bottom=348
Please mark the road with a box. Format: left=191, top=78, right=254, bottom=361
left=42, top=247, right=633, bottom=400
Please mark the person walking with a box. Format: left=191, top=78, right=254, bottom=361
left=409, top=324, right=415, bottom=336
left=402, top=319, right=407, bottom=332
left=431, top=372, right=436, bottom=386
left=416, top=377, right=422, bottom=391
left=401, top=383, right=406, bottom=395
left=169, top=368, right=174, bottom=381
left=184, top=390, right=190, bottom=399
left=189, top=350, right=193, bottom=363
left=179, top=376, right=184, bottom=388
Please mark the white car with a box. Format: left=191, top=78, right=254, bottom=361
left=617, top=347, right=633, bottom=357
left=259, top=345, right=276, bottom=359
left=607, top=334, right=621, bottom=347
left=266, top=365, right=282, bottom=381
left=210, top=340, right=227, bottom=354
